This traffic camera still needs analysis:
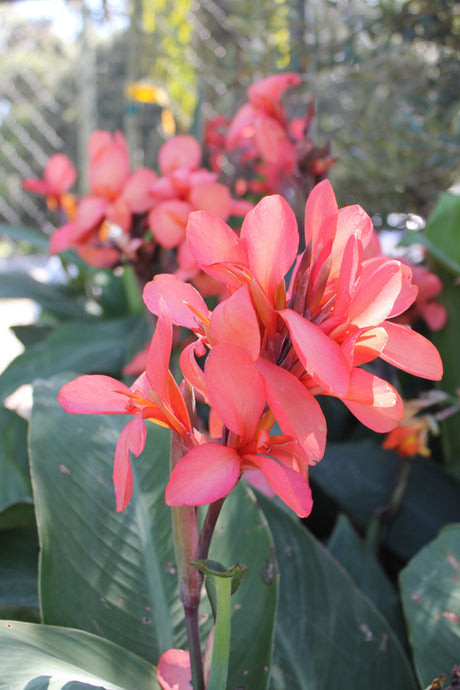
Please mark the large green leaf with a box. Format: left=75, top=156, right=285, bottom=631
left=257, top=495, right=418, bottom=690
left=0, top=316, right=145, bottom=399
left=0, top=406, right=32, bottom=519
left=400, top=524, right=460, bottom=688
left=0, top=223, right=50, bottom=252
left=311, top=440, right=460, bottom=560
left=0, top=620, right=160, bottom=689
left=0, top=271, right=90, bottom=319
left=29, top=376, right=277, bottom=685
left=328, top=514, right=407, bottom=645
left=0, top=528, right=39, bottom=618
left=30, top=379, right=180, bottom=664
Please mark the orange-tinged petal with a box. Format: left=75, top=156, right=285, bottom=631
left=165, top=442, right=241, bottom=506
left=143, top=273, right=209, bottom=329
left=255, top=357, right=326, bottom=464
left=240, top=194, right=298, bottom=303
left=58, top=374, right=131, bottom=414
left=209, top=285, right=260, bottom=361
left=205, top=344, right=265, bottom=444
left=342, top=368, right=404, bottom=432
left=159, top=135, right=201, bottom=175
left=341, top=326, right=388, bottom=367
left=280, top=309, right=350, bottom=397
left=380, top=321, right=443, bottom=381
left=113, top=415, right=146, bottom=512
left=246, top=453, right=313, bottom=517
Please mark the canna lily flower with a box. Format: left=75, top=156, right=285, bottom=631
left=23, top=153, right=77, bottom=211
left=58, top=300, right=193, bottom=511
left=146, top=180, right=443, bottom=438
left=147, top=135, right=251, bottom=284
left=165, top=344, right=314, bottom=517
left=157, top=649, right=193, bottom=690
left=49, top=130, right=157, bottom=266
left=382, top=413, right=432, bottom=458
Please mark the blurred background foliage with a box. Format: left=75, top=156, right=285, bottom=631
left=0, top=0, right=459, bottom=236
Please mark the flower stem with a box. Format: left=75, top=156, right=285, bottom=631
left=198, top=497, right=226, bottom=561
left=184, top=604, right=205, bottom=690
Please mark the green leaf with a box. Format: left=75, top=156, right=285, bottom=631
left=29, top=376, right=277, bottom=687
left=257, top=494, right=418, bottom=690
left=0, top=529, right=39, bottom=615
left=400, top=524, right=460, bottom=687
left=398, top=231, right=460, bottom=277
left=424, top=192, right=460, bottom=271
left=328, top=514, right=407, bottom=645
left=311, top=440, right=460, bottom=560
left=0, top=271, right=90, bottom=319
left=0, top=620, right=160, bottom=689
left=0, top=406, right=32, bottom=516
left=429, top=270, right=460, bottom=475
left=30, top=378, right=180, bottom=664
left=0, top=316, right=144, bottom=399
left=0, top=223, right=50, bottom=252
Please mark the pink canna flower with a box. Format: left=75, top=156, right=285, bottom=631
left=49, top=130, right=157, bottom=266
left=23, top=153, right=77, bottom=210
left=146, top=180, right=443, bottom=441
left=165, top=344, right=314, bottom=517
left=147, top=135, right=251, bottom=288
left=157, top=649, right=193, bottom=690
left=58, top=301, right=194, bottom=511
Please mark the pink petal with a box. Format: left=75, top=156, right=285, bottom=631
left=58, top=374, right=131, bottom=414
left=387, top=261, right=418, bottom=318
left=113, top=415, right=146, bottom=512
left=44, top=153, right=77, bottom=195
left=380, top=321, right=443, bottom=380
left=49, top=222, right=77, bottom=254
left=341, top=326, right=388, bottom=367
left=189, top=181, right=232, bottom=220
left=143, top=274, right=209, bottom=329
left=145, top=298, right=173, bottom=400
left=157, top=649, right=192, bottom=690
left=253, top=116, right=297, bottom=169
left=75, top=195, right=109, bottom=233
left=209, top=285, right=261, bottom=361
left=226, top=102, right=257, bottom=150
left=165, top=443, right=241, bottom=506
left=247, top=73, right=301, bottom=110
left=240, top=195, right=298, bottom=302
left=255, top=358, right=326, bottom=463
left=148, top=199, right=191, bottom=249
left=348, top=258, right=403, bottom=328
left=332, top=204, right=374, bottom=268
left=246, top=454, right=313, bottom=517
left=179, top=341, right=209, bottom=404
left=89, top=131, right=130, bottom=197
left=121, top=167, right=157, bottom=213
left=205, top=344, right=266, bottom=444
left=280, top=309, right=350, bottom=397
left=304, top=180, right=338, bottom=258
left=186, top=210, right=248, bottom=271
left=159, top=135, right=202, bottom=175
left=342, top=368, right=404, bottom=432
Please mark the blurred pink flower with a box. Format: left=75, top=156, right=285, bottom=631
left=23, top=153, right=77, bottom=210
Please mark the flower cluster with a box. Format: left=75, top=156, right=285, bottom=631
left=59, top=180, right=443, bottom=518
left=204, top=72, right=335, bottom=197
